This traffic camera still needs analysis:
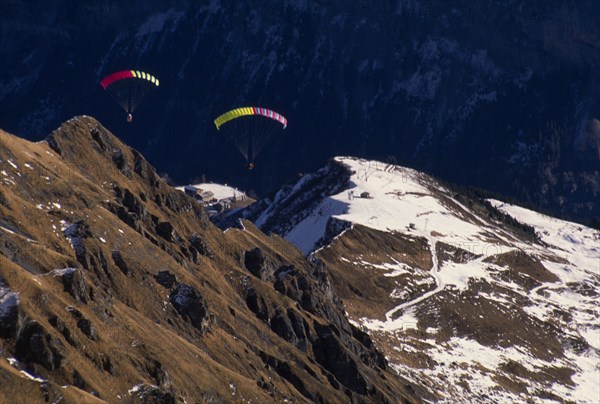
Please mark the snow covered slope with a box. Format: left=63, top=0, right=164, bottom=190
left=176, top=183, right=246, bottom=201
left=225, top=156, right=600, bottom=403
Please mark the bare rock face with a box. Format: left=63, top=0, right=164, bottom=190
left=189, top=234, right=212, bottom=257
left=312, top=323, right=368, bottom=395
left=155, top=270, right=176, bottom=289
left=63, top=220, right=92, bottom=269
left=111, top=250, right=129, bottom=275
left=129, top=384, right=175, bottom=404
left=169, top=283, right=210, bottom=332
left=0, top=278, right=19, bottom=338
left=16, top=321, right=63, bottom=371
left=57, top=268, right=89, bottom=303
left=244, top=286, right=269, bottom=322
left=155, top=221, right=175, bottom=242
left=67, top=307, right=96, bottom=340
left=244, top=247, right=275, bottom=280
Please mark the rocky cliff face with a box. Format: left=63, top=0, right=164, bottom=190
left=218, top=156, right=600, bottom=403
left=0, top=117, right=423, bottom=402
left=1, top=0, right=599, bottom=225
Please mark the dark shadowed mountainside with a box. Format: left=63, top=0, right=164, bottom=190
left=0, top=0, right=599, bottom=226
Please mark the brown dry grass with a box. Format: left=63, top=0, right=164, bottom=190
left=1, top=119, right=421, bottom=403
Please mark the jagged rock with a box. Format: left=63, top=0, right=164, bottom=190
left=269, top=308, right=311, bottom=352
left=169, top=284, right=210, bottom=331
left=189, top=234, right=212, bottom=257
left=110, top=203, right=139, bottom=229
left=156, top=221, right=174, bottom=242
left=351, top=325, right=387, bottom=370
left=312, top=323, right=367, bottom=395
left=244, top=247, right=274, bottom=280
left=256, top=376, right=276, bottom=395
left=0, top=279, right=19, bottom=338
left=259, top=351, right=315, bottom=402
left=155, top=270, right=176, bottom=289
left=63, top=221, right=92, bottom=268
left=111, top=250, right=129, bottom=275
left=112, top=147, right=127, bottom=171
left=129, top=383, right=175, bottom=404
left=270, top=310, right=299, bottom=347
left=274, top=265, right=305, bottom=301
left=132, top=150, right=148, bottom=179
left=48, top=315, right=77, bottom=347
left=244, top=286, right=270, bottom=322
left=46, top=134, right=61, bottom=155
left=120, top=187, right=146, bottom=217
left=111, top=186, right=147, bottom=228
left=55, top=268, right=88, bottom=303
left=15, top=321, right=63, bottom=371
left=71, top=369, right=87, bottom=390
left=102, top=356, right=114, bottom=374
left=287, top=309, right=310, bottom=351
left=87, top=249, right=110, bottom=279
left=76, top=318, right=96, bottom=340
left=89, top=127, right=106, bottom=151
left=309, top=259, right=335, bottom=302
left=0, top=189, right=9, bottom=209
left=314, top=217, right=352, bottom=251
left=147, top=359, right=172, bottom=390
left=67, top=307, right=96, bottom=340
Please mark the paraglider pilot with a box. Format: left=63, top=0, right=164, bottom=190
left=247, top=162, right=255, bottom=170
left=127, top=113, right=133, bottom=123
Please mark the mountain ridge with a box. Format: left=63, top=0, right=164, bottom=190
left=0, top=116, right=424, bottom=403
left=219, top=155, right=600, bottom=402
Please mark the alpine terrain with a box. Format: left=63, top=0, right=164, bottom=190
left=0, top=117, right=427, bottom=403
left=217, top=156, right=600, bottom=403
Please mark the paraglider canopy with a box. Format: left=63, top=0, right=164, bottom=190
left=100, top=70, right=159, bottom=122
left=214, top=107, right=287, bottom=130
left=214, top=106, right=287, bottom=166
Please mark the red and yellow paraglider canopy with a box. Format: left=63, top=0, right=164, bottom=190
left=214, top=106, right=287, bottom=167
left=100, top=70, right=159, bottom=122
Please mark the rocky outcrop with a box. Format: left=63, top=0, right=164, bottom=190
left=56, top=268, right=89, bottom=303
left=15, top=321, right=63, bottom=371
left=312, top=322, right=368, bottom=395
left=169, top=283, right=210, bottom=332
left=239, top=244, right=392, bottom=401
left=244, top=286, right=270, bottom=322
left=63, top=220, right=92, bottom=269
left=244, top=247, right=275, bottom=280
left=155, top=221, right=175, bottom=242
left=111, top=250, right=129, bottom=275
left=0, top=278, right=19, bottom=338
left=67, top=307, right=96, bottom=340
left=189, top=234, right=212, bottom=257
left=129, top=383, right=175, bottom=404
left=155, top=270, right=176, bottom=289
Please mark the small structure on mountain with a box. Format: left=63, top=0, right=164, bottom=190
left=183, top=186, right=216, bottom=204
left=197, top=190, right=216, bottom=203
left=360, top=191, right=372, bottom=199
left=183, top=185, right=201, bottom=197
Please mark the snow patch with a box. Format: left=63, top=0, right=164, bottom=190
left=19, top=370, right=46, bottom=383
